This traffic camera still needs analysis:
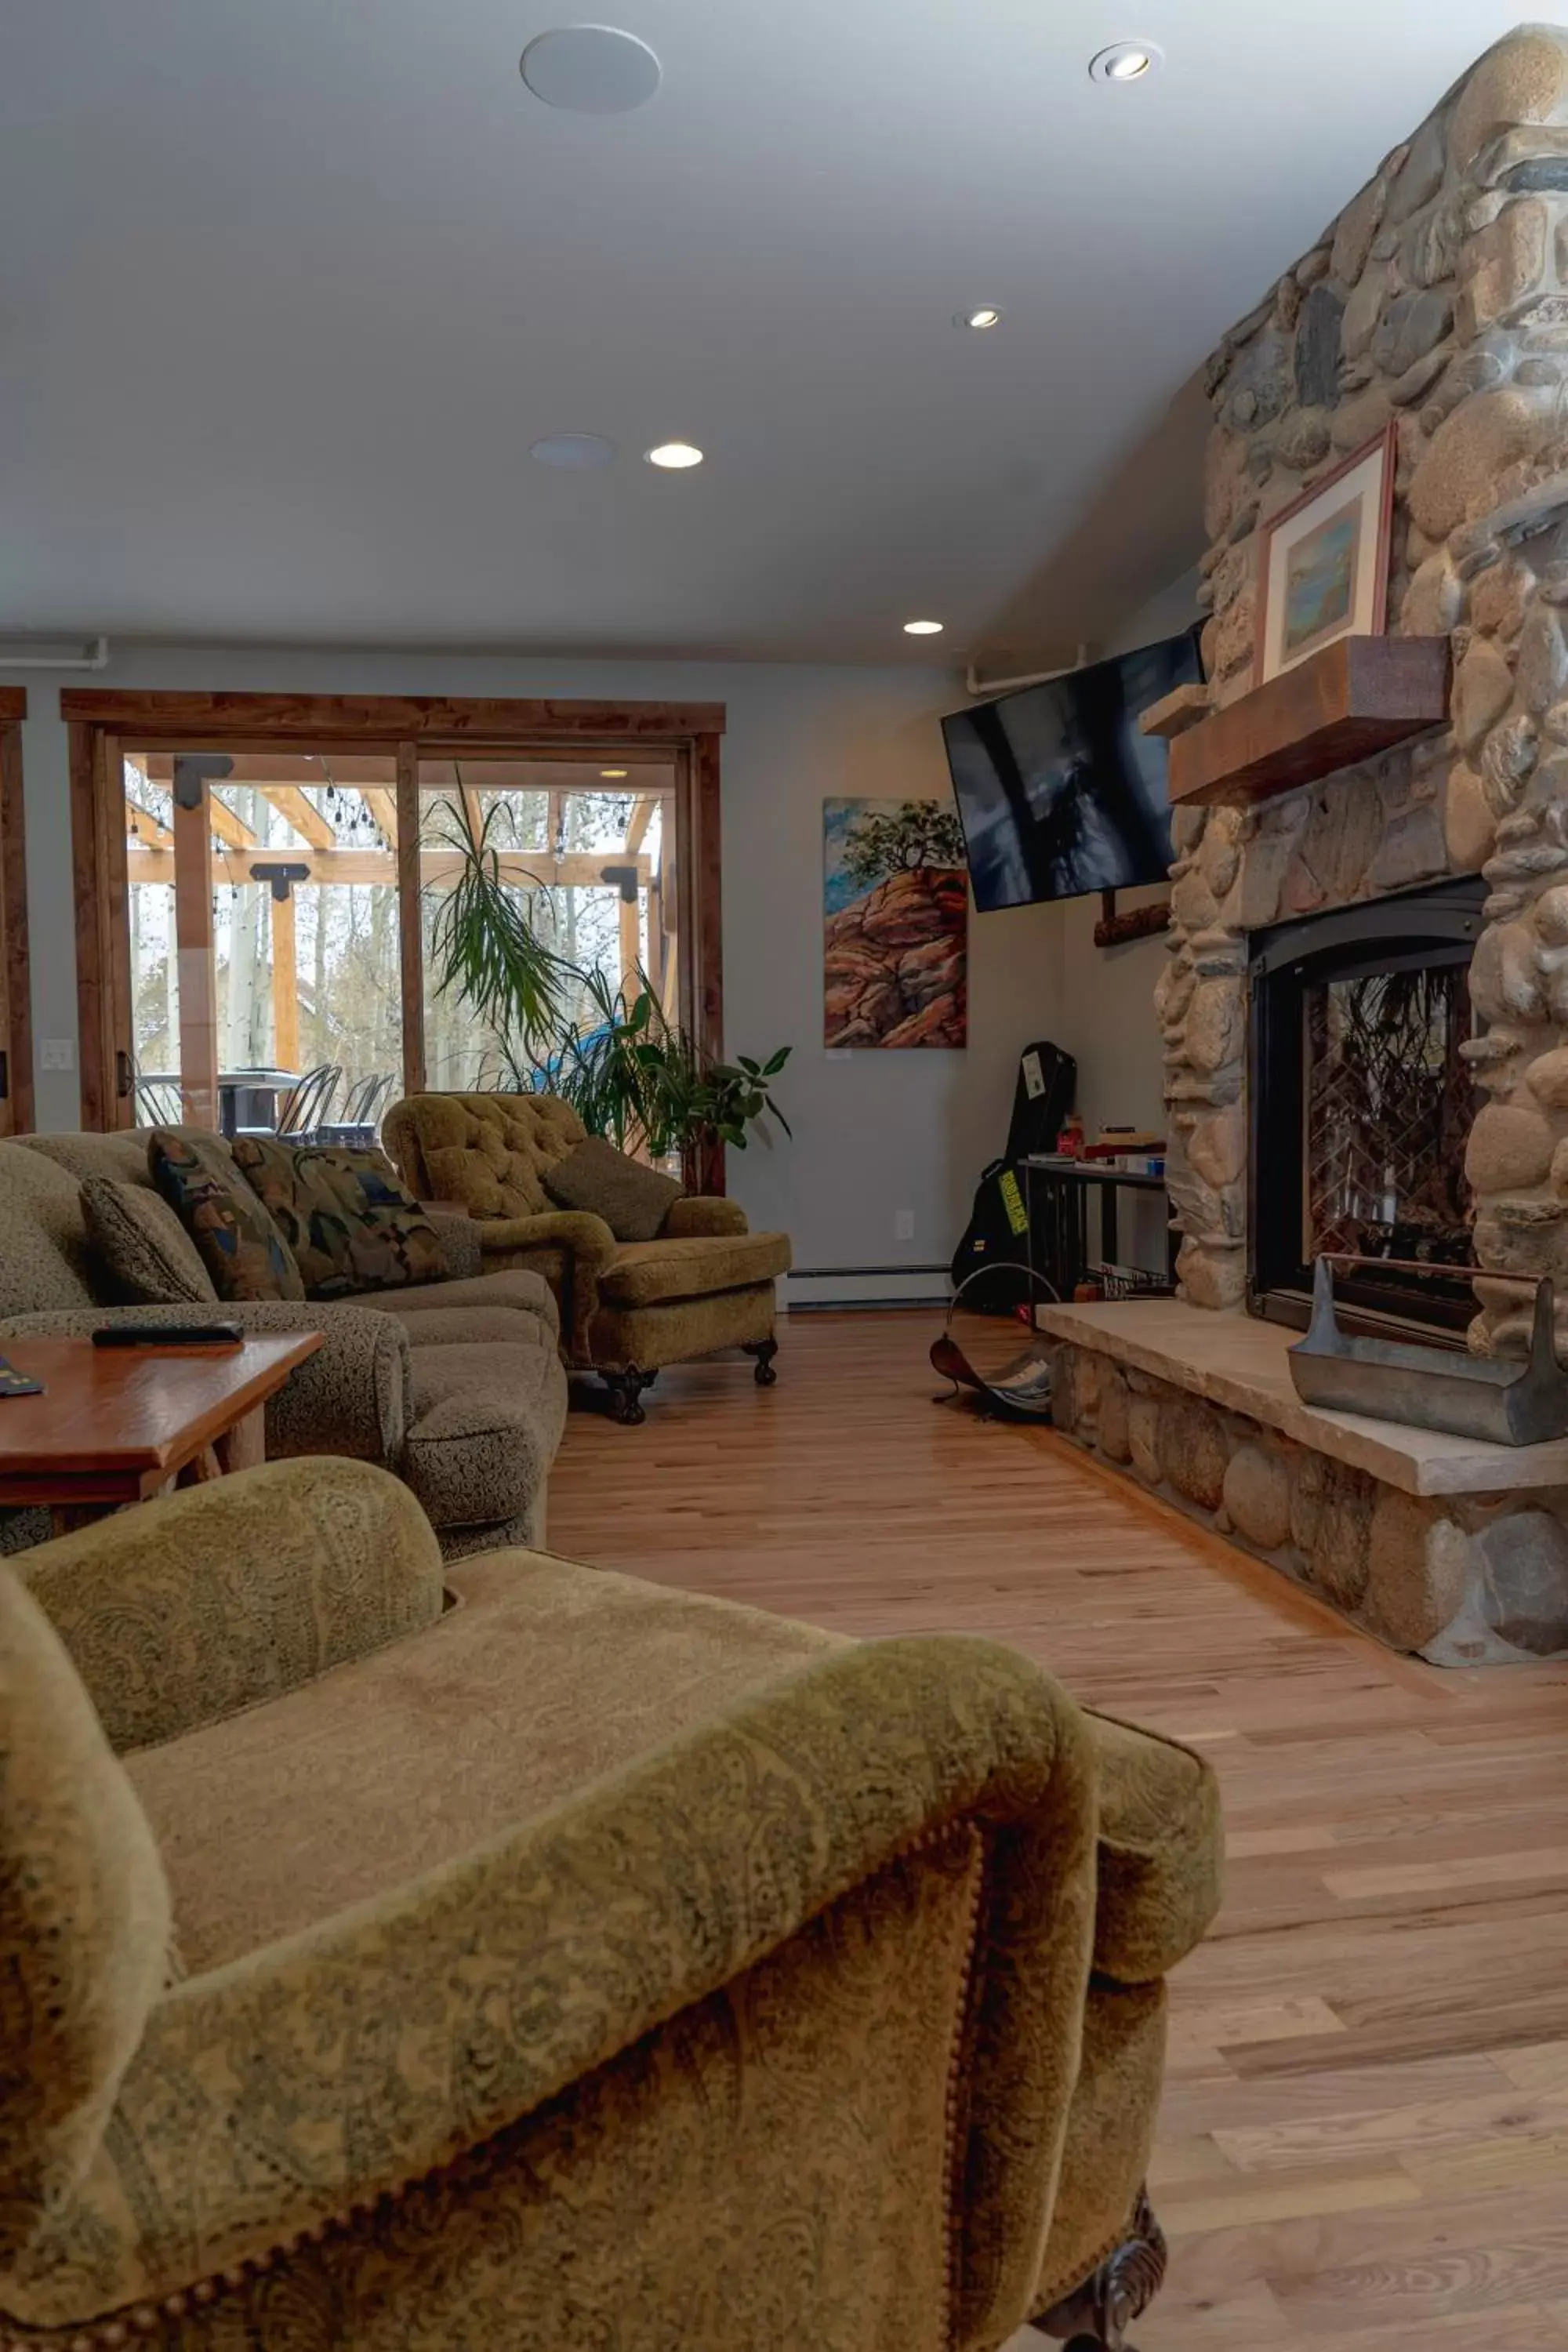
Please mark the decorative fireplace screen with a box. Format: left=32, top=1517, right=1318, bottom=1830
left=1247, top=879, right=1486, bottom=1338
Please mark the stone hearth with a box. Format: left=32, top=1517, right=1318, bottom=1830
left=1042, top=1298, right=1568, bottom=1664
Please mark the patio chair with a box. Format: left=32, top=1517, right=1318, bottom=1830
left=274, top=1062, right=343, bottom=1144
left=132, top=1076, right=183, bottom=1124
left=318, top=1069, right=396, bottom=1149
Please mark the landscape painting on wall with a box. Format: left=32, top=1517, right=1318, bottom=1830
left=823, top=797, right=968, bottom=1048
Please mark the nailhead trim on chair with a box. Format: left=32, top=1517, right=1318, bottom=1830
left=934, top=1822, right=988, bottom=2352
left=3, top=1818, right=996, bottom=2350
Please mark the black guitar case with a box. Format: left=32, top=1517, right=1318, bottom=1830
left=949, top=1042, right=1076, bottom=1312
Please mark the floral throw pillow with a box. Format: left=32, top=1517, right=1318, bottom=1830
left=231, top=1138, right=448, bottom=1300
left=147, top=1132, right=305, bottom=1304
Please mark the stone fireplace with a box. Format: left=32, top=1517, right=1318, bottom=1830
left=1044, top=27, right=1568, bottom=1663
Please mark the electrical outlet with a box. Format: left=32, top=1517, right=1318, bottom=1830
left=895, top=1209, right=916, bottom=1241
left=39, top=1039, right=74, bottom=1072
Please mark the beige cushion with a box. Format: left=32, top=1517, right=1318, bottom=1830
left=80, top=1176, right=219, bottom=1307
left=148, top=1131, right=304, bottom=1305
left=370, top=1269, right=560, bottom=1341
left=402, top=1341, right=567, bottom=1532
left=598, top=1231, right=793, bottom=1308
left=0, top=1143, right=97, bottom=1315
left=20, top=1131, right=162, bottom=1190
left=0, top=1565, right=171, bottom=2253
left=543, top=1135, right=684, bottom=1243
left=128, top=1547, right=840, bottom=1973
left=397, top=1305, right=556, bottom=1350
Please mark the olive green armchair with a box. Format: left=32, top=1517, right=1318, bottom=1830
left=0, top=1457, right=1221, bottom=2351
left=383, top=1091, right=790, bottom=1421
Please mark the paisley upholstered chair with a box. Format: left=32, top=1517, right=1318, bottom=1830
left=0, top=1457, right=1221, bottom=2352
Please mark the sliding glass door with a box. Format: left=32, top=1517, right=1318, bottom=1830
left=116, top=741, right=680, bottom=1137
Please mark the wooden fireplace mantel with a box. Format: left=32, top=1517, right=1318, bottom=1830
left=1167, top=635, right=1451, bottom=810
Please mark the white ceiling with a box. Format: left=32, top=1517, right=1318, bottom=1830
left=2, top=2, right=1559, bottom=666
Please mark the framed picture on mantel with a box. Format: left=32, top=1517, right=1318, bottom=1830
left=1254, top=421, right=1396, bottom=688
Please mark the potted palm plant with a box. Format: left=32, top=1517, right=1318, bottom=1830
left=427, top=800, right=791, bottom=1187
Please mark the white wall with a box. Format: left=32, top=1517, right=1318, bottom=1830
left=19, top=647, right=1065, bottom=1283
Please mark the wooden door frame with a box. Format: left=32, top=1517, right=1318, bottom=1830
left=63, top=691, right=726, bottom=1170
left=0, top=688, right=34, bottom=1134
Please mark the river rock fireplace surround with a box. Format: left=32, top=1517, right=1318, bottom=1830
left=1044, top=27, right=1568, bottom=1664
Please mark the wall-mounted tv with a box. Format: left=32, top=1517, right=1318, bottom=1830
left=941, top=626, right=1203, bottom=912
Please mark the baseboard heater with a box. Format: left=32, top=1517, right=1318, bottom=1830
left=785, top=1264, right=951, bottom=1310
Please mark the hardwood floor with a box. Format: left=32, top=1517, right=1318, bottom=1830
left=548, top=1310, right=1568, bottom=2352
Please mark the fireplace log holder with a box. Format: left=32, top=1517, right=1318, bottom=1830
left=1289, top=1257, right=1568, bottom=1446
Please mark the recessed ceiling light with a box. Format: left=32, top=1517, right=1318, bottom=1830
left=520, top=26, right=662, bottom=114
left=903, top=619, right=945, bottom=637
left=645, top=441, right=705, bottom=470
left=529, top=433, right=615, bottom=470
left=601, top=768, right=629, bottom=779
left=1089, top=42, right=1162, bottom=82
left=960, top=307, right=1003, bottom=331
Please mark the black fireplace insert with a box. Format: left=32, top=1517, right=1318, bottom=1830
left=1247, top=877, right=1486, bottom=1340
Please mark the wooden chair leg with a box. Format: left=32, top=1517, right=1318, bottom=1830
left=1029, top=2191, right=1167, bottom=2352
left=600, top=1368, right=653, bottom=1426
left=743, top=1337, right=779, bottom=1386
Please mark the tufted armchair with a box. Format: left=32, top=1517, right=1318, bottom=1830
left=383, top=1091, right=791, bottom=1421
left=0, top=1455, right=1221, bottom=2352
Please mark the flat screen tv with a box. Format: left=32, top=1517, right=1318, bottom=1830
left=942, top=626, right=1203, bottom=912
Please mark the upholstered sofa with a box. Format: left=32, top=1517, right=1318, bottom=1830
left=0, top=1455, right=1221, bottom=2352
left=384, top=1092, right=791, bottom=1422
left=0, top=1131, right=568, bottom=1559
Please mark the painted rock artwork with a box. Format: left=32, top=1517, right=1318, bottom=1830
left=822, top=797, right=969, bottom=1048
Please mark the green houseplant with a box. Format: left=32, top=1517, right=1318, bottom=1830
left=427, top=796, right=570, bottom=1059
left=547, top=968, right=791, bottom=1162
left=426, top=813, right=792, bottom=1171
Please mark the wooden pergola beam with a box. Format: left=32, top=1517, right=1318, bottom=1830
left=172, top=790, right=219, bottom=1127
left=205, top=797, right=256, bottom=853
left=127, top=847, right=651, bottom=890
left=125, top=800, right=174, bottom=850
left=361, top=787, right=399, bottom=848
left=259, top=783, right=336, bottom=851
left=619, top=895, right=641, bottom=993
left=271, top=889, right=299, bottom=1071
left=624, top=797, right=655, bottom=855
left=143, top=753, right=391, bottom=786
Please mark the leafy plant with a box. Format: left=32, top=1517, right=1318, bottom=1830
left=840, top=799, right=966, bottom=891
left=539, top=967, right=790, bottom=1157
left=425, top=814, right=793, bottom=1157
left=426, top=793, right=571, bottom=1060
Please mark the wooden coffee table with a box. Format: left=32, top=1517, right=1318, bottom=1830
left=0, top=1334, right=323, bottom=1528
